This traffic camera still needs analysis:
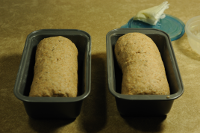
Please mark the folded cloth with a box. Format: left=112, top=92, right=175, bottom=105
left=134, top=1, right=169, bottom=25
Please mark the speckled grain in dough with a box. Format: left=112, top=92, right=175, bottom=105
left=114, top=33, right=170, bottom=95
left=29, top=36, right=78, bottom=97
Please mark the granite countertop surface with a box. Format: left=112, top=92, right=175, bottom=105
left=1, top=0, right=200, bottom=133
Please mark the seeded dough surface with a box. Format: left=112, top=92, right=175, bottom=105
left=114, top=33, right=170, bottom=95
left=29, top=36, right=78, bottom=97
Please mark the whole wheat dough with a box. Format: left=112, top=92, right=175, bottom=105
left=114, top=32, right=170, bottom=95
left=29, top=36, right=78, bottom=97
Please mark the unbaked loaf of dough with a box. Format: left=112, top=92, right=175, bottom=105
left=29, top=36, right=78, bottom=97
left=114, top=33, right=170, bottom=95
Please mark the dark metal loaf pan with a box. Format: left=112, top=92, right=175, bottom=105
left=106, top=28, right=184, bottom=116
left=14, top=29, right=91, bottom=119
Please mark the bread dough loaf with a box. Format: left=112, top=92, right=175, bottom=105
left=114, top=33, right=170, bottom=95
left=29, top=36, right=78, bottom=97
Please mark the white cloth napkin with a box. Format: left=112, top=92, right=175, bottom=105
left=134, top=1, right=169, bottom=25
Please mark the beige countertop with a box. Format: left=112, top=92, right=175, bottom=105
left=1, top=0, right=200, bottom=133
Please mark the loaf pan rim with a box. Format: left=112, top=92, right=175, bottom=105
left=13, top=29, right=91, bottom=103
left=106, top=28, right=184, bottom=101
